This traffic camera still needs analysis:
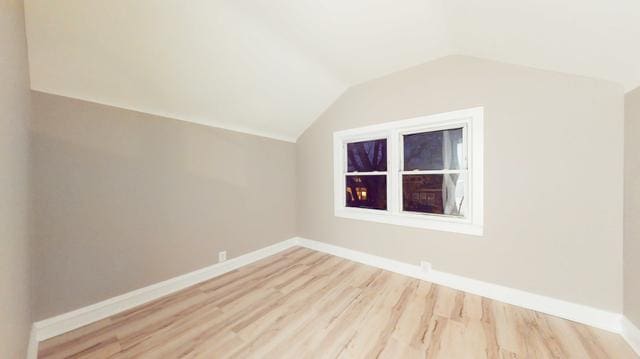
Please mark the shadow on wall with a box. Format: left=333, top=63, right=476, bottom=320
left=30, top=93, right=296, bottom=320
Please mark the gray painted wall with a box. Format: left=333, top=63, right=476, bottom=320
left=0, top=0, right=32, bottom=357
left=625, top=87, right=640, bottom=327
left=31, top=92, right=297, bottom=320
left=15, top=52, right=636, bottom=339
left=297, top=55, right=625, bottom=312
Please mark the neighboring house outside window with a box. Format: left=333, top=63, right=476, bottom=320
left=345, top=138, right=388, bottom=210
left=333, top=107, right=484, bottom=236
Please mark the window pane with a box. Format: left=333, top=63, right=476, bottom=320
left=402, top=174, right=465, bottom=216
left=347, top=139, right=387, bottom=172
left=403, top=128, right=463, bottom=170
left=346, top=175, right=387, bottom=210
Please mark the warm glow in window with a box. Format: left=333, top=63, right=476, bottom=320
left=334, top=107, right=484, bottom=235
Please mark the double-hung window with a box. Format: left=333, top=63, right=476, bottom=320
left=334, top=107, right=483, bottom=235
left=344, top=138, right=388, bottom=210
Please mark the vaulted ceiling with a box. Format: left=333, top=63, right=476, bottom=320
left=24, top=0, right=640, bottom=142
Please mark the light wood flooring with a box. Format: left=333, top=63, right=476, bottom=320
left=39, top=247, right=637, bottom=358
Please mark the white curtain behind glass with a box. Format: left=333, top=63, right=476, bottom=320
left=442, top=131, right=458, bottom=215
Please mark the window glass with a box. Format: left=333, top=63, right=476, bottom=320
left=345, top=175, right=387, bottom=210
left=347, top=139, right=387, bottom=172
left=402, top=174, right=464, bottom=216
left=334, top=108, right=483, bottom=234
left=403, top=128, right=463, bottom=170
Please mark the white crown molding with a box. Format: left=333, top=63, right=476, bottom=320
left=622, top=316, right=640, bottom=356
left=294, top=237, right=623, bottom=334
left=28, top=237, right=638, bottom=357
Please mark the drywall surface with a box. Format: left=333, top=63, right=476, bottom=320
left=31, top=92, right=296, bottom=319
left=625, top=86, right=640, bottom=326
left=297, top=55, right=625, bottom=311
left=0, top=0, right=32, bottom=357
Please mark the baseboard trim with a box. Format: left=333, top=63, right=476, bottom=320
left=29, top=236, right=636, bottom=357
left=294, top=237, right=623, bottom=334
left=26, top=325, right=38, bottom=359
left=622, top=316, right=640, bottom=356
left=31, top=238, right=299, bottom=344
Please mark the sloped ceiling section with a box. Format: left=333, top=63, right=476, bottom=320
left=446, top=0, right=640, bottom=93
left=23, top=0, right=350, bottom=142
left=24, top=0, right=640, bottom=142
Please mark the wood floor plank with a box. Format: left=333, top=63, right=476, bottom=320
left=39, top=247, right=638, bottom=359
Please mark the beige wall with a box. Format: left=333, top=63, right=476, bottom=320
left=18, top=52, right=635, bottom=328
left=31, top=92, right=296, bottom=320
left=297, top=55, right=625, bottom=311
left=625, top=87, right=640, bottom=326
left=0, top=0, right=32, bottom=357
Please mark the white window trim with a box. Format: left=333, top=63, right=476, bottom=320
left=333, top=107, right=484, bottom=236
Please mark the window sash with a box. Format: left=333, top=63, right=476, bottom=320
left=342, top=137, right=391, bottom=212
left=345, top=172, right=388, bottom=175
left=345, top=174, right=388, bottom=210
left=399, top=171, right=468, bottom=218
left=333, top=107, right=483, bottom=236
left=341, top=128, right=470, bottom=218
left=400, top=169, right=465, bottom=175
left=397, top=123, right=469, bottom=220
left=399, top=123, right=468, bottom=172
left=343, top=137, right=389, bottom=174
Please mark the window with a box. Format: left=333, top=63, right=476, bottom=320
left=401, top=127, right=466, bottom=217
left=333, top=107, right=483, bottom=235
left=345, top=139, right=387, bottom=210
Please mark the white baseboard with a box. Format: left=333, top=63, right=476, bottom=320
left=31, top=238, right=299, bottom=345
left=622, top=316, right=640, bottom=356
left=29, top=236, right=638, bottom=358
left=294, top=237, right=623, bottom=334
left=26, top=325, right=38, bottom=359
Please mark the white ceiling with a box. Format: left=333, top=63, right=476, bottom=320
left=24, top=0, right=640, bottom=142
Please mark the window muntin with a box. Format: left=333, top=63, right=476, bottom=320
left=333, top=107, right=483, bottom=236
left=400, top=126, right=467, bottom=217
left=401, top=173, right=465, bottom=216
left=344, top=138, right=387, bottom=210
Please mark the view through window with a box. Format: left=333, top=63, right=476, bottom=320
left=333, top=107, right=483, bottom=235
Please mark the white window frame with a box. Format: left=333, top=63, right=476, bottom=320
left=333, top=107, right=484, bottom=236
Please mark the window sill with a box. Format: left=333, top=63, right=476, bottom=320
left=334, top=208, right=484, bottom=236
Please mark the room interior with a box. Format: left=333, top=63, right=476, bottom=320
left=2, top=0, right=640, bottom=358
